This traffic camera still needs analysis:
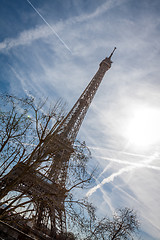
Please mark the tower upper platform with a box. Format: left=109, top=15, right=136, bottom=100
left=100, top=47, right=116, bottom=69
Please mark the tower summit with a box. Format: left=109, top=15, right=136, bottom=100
left=0, top=48, right=116, bottom=239
left=100, top=47, right=116, bottom=68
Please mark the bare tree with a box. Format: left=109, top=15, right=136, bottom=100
left=0, top=94, right=95, bottom=236
left=84, top=208, right=140, bottom=240
left=0, top=95, right=33, bottom=177
left=0, top=95, right=65, bottom=214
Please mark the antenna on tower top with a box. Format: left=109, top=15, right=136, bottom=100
left=109, top=47, right=116, bottom=59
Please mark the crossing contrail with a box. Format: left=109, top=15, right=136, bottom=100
left=94, top=155, right=160, bottom=171
left=88, top=146, right=159, bottom=159
left=86, top=165, right=135, bottom=197
left=86, top=152, right=160, bottom=197
left=26, top=0, right=72, bottom=53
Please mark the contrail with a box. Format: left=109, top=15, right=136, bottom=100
left=113, top=183, right=140, bottom=204
left=88, top=146, right=159, bottom=159
left=99, top=185, right=114, bottom=213
left=86, top=165, right=134, bottom=197
left=94, top=155, right=160, bottom=171
left=26, top=0, right=72, bottom=53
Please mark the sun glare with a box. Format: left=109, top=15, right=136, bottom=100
left=125, top=106, right=160, bottom=149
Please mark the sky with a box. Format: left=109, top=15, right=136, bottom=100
left=0, top=0, right=160, bottom=239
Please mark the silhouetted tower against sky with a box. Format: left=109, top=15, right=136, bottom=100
left=0, top=48, right=116, bottom=239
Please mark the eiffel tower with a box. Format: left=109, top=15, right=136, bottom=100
left=0, top=48, right=116, bottom=239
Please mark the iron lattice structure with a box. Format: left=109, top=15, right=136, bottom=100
left=0, top=48, right=115, bottom=239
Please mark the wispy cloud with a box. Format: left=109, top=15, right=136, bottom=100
left=0, top=25, right=51, bottom=51
left=0, top=0, right=125, bottom=53
left=73, top=0, right=127, bottom=23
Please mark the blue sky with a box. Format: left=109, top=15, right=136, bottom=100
left=0, top=0, right=160, bottom=239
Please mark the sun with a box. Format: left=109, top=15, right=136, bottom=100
left=125, top=106, right=160, bottom=149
